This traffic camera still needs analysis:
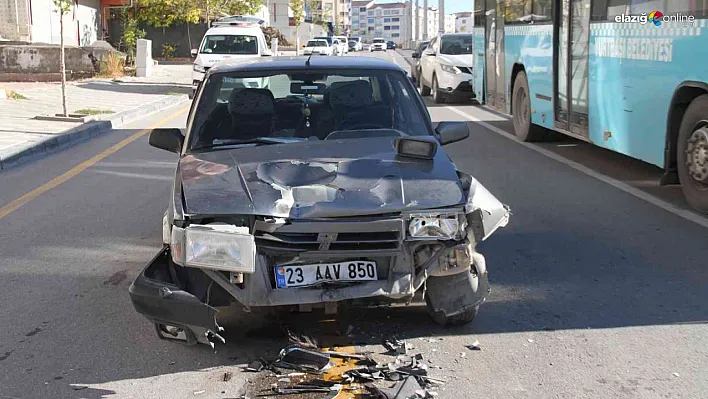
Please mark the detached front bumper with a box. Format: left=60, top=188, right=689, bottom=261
left=129, top=246, right=221, bottom=346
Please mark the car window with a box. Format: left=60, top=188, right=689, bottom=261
left=307, top=40, right=328, bottom=47
left=373, top=38, right=385, bottom=43
left=200, top=35, right=259, bottom=55
left=187, top=71, right=431, bottom=150
left=440, top=35, right=473, bottom=55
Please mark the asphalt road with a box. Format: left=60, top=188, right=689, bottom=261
left=0, top=51, right=707, bottom=399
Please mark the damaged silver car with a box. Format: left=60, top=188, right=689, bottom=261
left=129, top=56, right=510, bottom=347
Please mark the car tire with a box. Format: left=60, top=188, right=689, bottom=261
left=420, top=77, right=431, bottom=96
left=425, top=295, right=479, bottom=326
left=512, top=71, right=548, bottom=142
left=676, top=94, right=708, bottom=214
left=432, top=74, right=445, bottom=104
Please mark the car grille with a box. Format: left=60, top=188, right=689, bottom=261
left=457, top=66, right=472, bottom=75
left=255, top=218, right=404, bottom=254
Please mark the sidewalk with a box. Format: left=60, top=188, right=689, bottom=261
left=0, top=65, right=191, bottom=170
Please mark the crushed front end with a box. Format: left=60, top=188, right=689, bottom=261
left=129, top=175, right=509, bottom=346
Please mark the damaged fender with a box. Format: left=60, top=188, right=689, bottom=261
left=462, top=174, right=510, bottom=242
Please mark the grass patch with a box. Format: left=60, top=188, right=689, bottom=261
left=74, top=108, right=114, bottom=115
left=5, top=89, right=27, bottom=100
left=97, top=52, right=125, bottom=79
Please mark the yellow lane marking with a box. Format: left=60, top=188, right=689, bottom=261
left=0, top=106, right=188, bottom=221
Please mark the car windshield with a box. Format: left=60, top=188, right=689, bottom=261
left=187, top=70, right=431, bottom=151
left=440, top=35, right=473, bottom=55
left=373, top=39, right=385, bottom=43
left=307, top=40, right=328, bottom=47
left=200, top=35, right=259, bottom=55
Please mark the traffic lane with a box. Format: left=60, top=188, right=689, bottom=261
left=0, top=107, right=258, bottom=398
left=440, top=101, right=697, bottom=215
left=418, top=105, right=708, bottom=397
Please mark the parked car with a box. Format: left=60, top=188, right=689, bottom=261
left=331, top=39, right=346, bottom=56
left=348, top=40, right=358, bottom=52
left=410, top=40, right=430, bottom=87
left=386, top=41, right=396, bottom=50
left=350, top=36, right=364, bottom=51
left=190, top=17, right=271, bottom=99
left=333, top=36, right=349, bottom=54
left=371, top=37, right=387, bottom=51
left=130, top=56, right=510, bottom=347
left=303, top=39, right=333, bottom=56
left=418, top=33, right=475, bottom=103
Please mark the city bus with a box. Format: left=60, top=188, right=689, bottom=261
left=471, top=0, right=708, bottom=214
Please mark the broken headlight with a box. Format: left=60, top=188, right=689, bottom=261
left=408, top=213, right=465, bottom=240
left=170, top=224, right=256, bottom=273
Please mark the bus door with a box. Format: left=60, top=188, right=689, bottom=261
left=485, top=0, right=505, bottom=111
left=555, top=0, right=590, bottom=137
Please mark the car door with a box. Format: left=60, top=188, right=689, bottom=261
left=421, top=37, right=438, bottom=87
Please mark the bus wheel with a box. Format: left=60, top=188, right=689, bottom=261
left=512, top=71, right=546, bottom=142
left=677, top=94, right=708, bottom=214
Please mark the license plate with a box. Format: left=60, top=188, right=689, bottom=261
left=275, top=261, right=377, bottom=288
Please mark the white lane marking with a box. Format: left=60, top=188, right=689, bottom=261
left=445, top=106, right=708, bottom=229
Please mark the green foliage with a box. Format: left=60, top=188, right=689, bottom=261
left=120, top=8, right=146, bottom=64
left=229, top=0, right=263, bottom=16
left=135, top=0, right=202, bottom=27
left=53, top=0, right=72, bottom=15
left=289, top=0, right=305, bottom=28
left=161, top=43, right=178, bottom=57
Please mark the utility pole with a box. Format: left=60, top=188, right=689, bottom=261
left=438, top=0, right=444, bottom=34
left=422, top=0, right=427, bottom=40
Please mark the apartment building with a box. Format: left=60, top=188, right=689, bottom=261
left=444, top=13, right=455, bottom=33
left=350, top=0, right=444, bottom=46
left=452, top=11, right=473, bottom=32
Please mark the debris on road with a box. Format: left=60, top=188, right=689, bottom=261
left=673, top=372, right=680, bottom=377
left=245, top=359, right=267, bottom=372
left=465, top=340, right=482, bottom=351
left=193, top=389, right=206, bottom=395
left=274, top=345, right=332, bottom=373
left=223, top=371, right=233, bottom=382
left=383, top=336, right=412, bottom=355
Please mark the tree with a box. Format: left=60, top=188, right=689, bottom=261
left=53, top=0, right=72, bottom=117
left=289, top=0, right=305, bottom=30
left=228, top=0, right=262, bottom=16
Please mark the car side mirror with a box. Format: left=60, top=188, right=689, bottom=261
left=424, top=50, right=435, bottom=56
left=149, top=128, right=184, bottom=153
left=436, top=121, right=469, bottom=145
left=190, top=49, right=198, bottom=58
left=411, top=52, right=420, bottom=58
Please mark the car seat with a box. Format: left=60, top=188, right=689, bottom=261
left=227, top=88, right=276, bottom=140
left=325, top=80, right=392, bottom=132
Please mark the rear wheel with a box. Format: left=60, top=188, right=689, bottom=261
left=432, top=74, right=445, bottom=104
left=677, top=94, right=708, bottom=214
left=512, top=71, right=547, bottom=142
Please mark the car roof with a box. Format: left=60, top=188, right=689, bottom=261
left=204, top=25, right=262, bottom=35
left=209, top=56, right=405, bottom=74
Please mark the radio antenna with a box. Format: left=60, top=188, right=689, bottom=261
left=305, top=52, right=313, bottom=66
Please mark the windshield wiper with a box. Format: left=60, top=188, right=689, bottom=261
left=190, top=137, right=304, bottom=152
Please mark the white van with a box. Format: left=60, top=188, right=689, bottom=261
left=190, top=17, right=272, bottom=98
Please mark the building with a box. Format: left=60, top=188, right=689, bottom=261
left=444, top=13, right=455, bottom=33
left=1, top=0, right=100, bottom=46
left=452, top=11, right=473, bottom=33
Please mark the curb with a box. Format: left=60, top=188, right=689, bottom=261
left=0, top=94, right=188, bottom=171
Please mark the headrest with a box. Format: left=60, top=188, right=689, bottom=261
left=328, top=80, right=374, bottom=108
left=228, top=88, right=275, bottom=116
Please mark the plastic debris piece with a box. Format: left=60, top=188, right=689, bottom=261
left=673, top=372, right=680, bottom=377
left=223, top=371, right=233, bottom=382
left=278, top=378, right=291, bottom=383
left=460, top=352, right=466, bottom=358
left=527, top=339, right=534, bottom=343
left=275, top=345, right=331, bottom=373
left=193, top=390, right=206, bottom=395
left=466, top=340, right=481, bottom=351
left=245, top=359, right=265, bottom=372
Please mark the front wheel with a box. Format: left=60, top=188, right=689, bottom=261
left=677, top=94, right=708, bottom=214
left=426, top=296, right=479, bottom=326
left=512, top=71, right=548, bottom=142
left=432, top=75, right=445, bottom=104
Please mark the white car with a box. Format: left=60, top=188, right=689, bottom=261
left=333, top=36, right=348, bottom=54
left=371, top=37, right=386, bottom=52
left=303, top=39, right=333, bottom=56
left=190, top=18, right=271, bottom=99
left=418, top=33, right=475, bottom=103
left=331, top=39, right=346, bottom=56
left=349, top=37, right=363, bottom=51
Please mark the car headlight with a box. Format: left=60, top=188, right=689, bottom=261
left=440, top=64, right=461, bottom=74
left=193, top=63, right=205, bottom=73
left=170, top=224, right=255, bottom=273
left=408, top=213, right=465, bottom=240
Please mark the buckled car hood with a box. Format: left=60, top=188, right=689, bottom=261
left=178, top=137, right=466, bottom=218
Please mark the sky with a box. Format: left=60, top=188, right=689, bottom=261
left=375, top=0, right=474, bottom=14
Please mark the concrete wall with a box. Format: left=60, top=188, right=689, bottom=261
left=0, top=44, right=121, bottom=81
left=0, top=0, right=100, bottom=45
